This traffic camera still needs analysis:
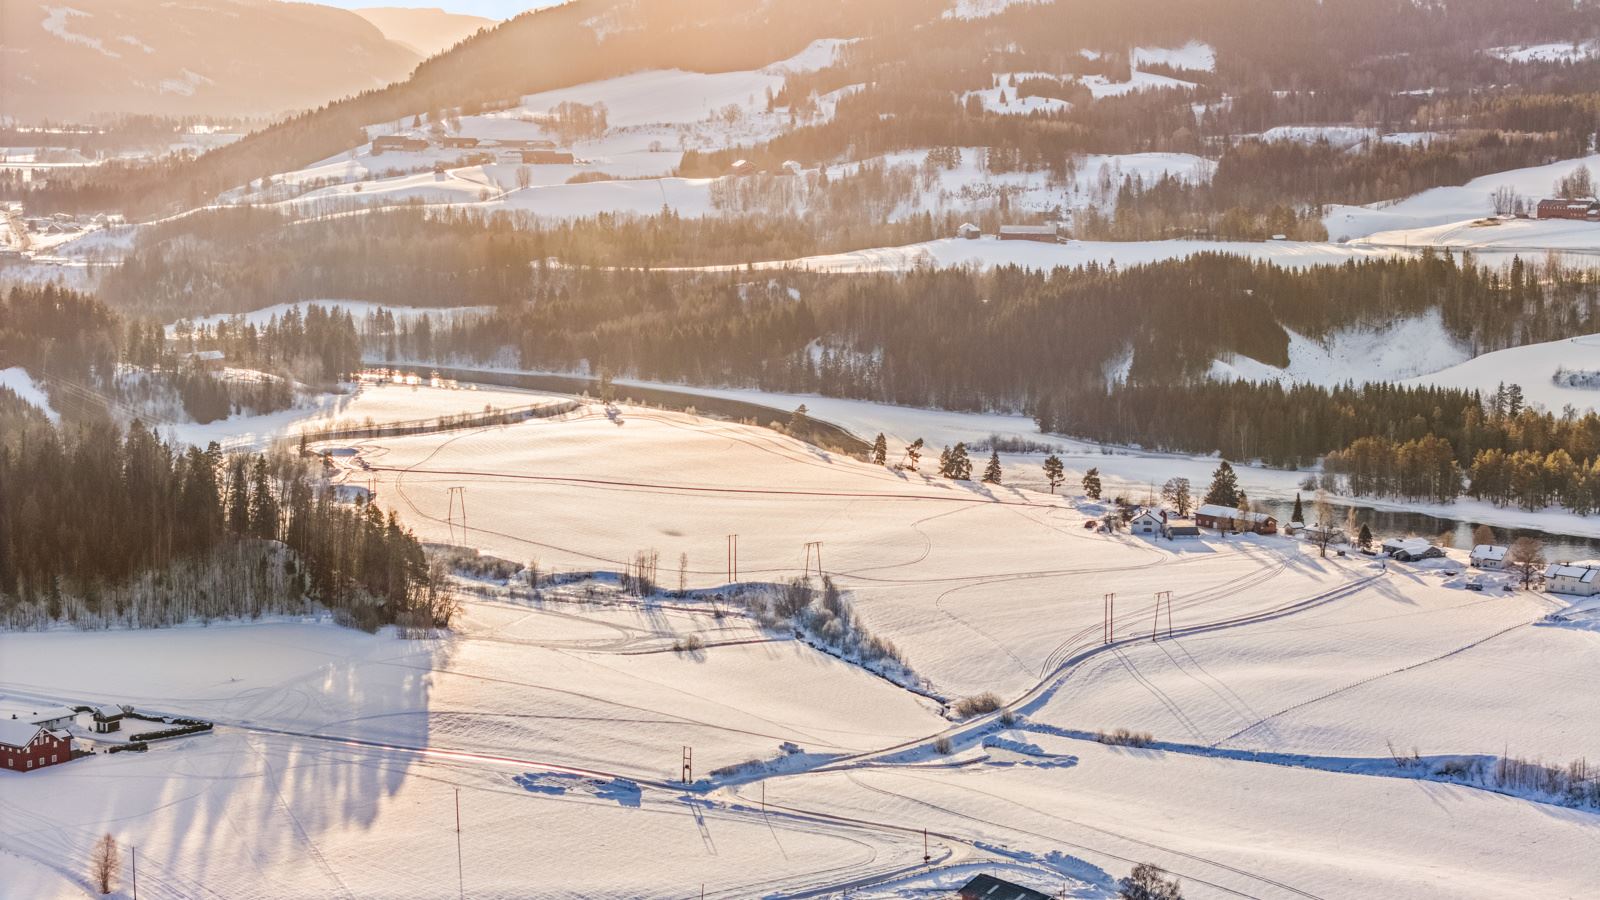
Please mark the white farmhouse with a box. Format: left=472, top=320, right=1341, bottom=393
left=1128, top=508, right=1165, bottom=536
left=1470, top=544, right=1508, bottom=569
left=1544, top=563, right=1600, bottom=597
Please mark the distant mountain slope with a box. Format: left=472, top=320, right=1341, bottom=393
left=1, top=0, right=420, bottom=121
left=351, top=6, right=493, bottom=58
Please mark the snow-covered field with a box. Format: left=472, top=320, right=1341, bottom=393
left=4, top=398, right=1599, bottom=898
left=661, top=234, right=1402, bottom=274
left=1326, top=151, right=1600, bottom=243
left=1405, top=332, right=1600, bottom=414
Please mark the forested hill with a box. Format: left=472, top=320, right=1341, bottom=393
left=31, top=0, right=1600, bottom=219
left=20, top=0, right=942, bottom=219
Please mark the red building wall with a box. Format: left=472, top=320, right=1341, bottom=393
left=0, top=730, right=72, bottom=772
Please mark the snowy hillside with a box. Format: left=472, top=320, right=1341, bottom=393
left=1406, top=332, right=1600, bottom=414
left=3, top=0, right=420, bottom=120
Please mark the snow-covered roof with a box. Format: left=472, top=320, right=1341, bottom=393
left=999, top=224, right=1057, bottom=235
left=1383, top=537, right=1434, bottom=554
left=1471, top=544, right=1508, bottom=561
left=1545, top=563, right=1600, bottom=583
left=1196, top=504, right=1273, bottom=523
left=28, top=706, right=76, bottom=724
left=1129, top=508, right=1164, bottom=523
left=0, top=719, right=42, bottom=748
left=92, top=704, right=124, bottom=719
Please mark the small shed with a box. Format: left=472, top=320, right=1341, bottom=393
left=957, top=874, right=1052, bottom=900
left=957, top=222, right=981, bottom=240
left=92, top=705, right=125, bottom=734
left=1470, top=544, right=1508, bottom=570
left=729, top=159, right=757, bottom=175
left=1166, top=518, right=1201, bottom=538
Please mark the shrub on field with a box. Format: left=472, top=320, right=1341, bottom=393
left=953, top=692, right=1003, bottom=719
left=1096, top=728, right=1154, bottom=748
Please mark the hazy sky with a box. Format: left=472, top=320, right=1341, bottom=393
left=327, top=0, right=562, bottom=21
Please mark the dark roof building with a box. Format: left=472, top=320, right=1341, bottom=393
left=957, top=874, right=1053, bottom=900
left=998, top=224, right=1061, bottom=243
left=371, top=135, right=429, bottom=154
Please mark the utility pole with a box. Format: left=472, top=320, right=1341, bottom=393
left=1152, top=591, right=1173, bottom=641
left=923, top=827, right=930, bottom=864
left=131, top=846, right=137, bottom=900
left=455, top=788, right=464, bottom=900
left=1103, top=592, right=1115, bottom=643
left=446, top=486, right=467, bottom=544
left=803, top=540, right=823, bottom=580
left=726, top=534, right=738, bottom=584
left=682, top=746, right=693, bottom=784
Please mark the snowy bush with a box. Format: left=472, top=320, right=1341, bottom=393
left=953, top=692, right=1004, bottom=719
left=1097, top=728, right=1154, bottom=748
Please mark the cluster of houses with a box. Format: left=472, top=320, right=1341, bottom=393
left=1118, top=505, right=1278, bottom=540
left=370, top=134, right=576, bottom=165
left=0, top=705, right=124, bottom=773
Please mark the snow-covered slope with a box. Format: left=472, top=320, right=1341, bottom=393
left=3, top=0, right=420, bottom=121
left=1210, top=311, right=1471, bottom=385
left=0, top=366, right=59, bottom=423
left=1325, top=152, right=1600, bottom=242
left=351, top=6, right=493, bottom=58
left=1405, top=332, right=1600, bottom=413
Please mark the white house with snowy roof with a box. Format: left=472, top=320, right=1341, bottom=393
left=1544, top=562, right=1600, bottom=597
left=1470, top=544, right=1509, bottom=569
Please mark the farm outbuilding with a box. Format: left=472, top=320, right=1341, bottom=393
left=957, top=874, right=1052, bottom=900
left=371, top=135, right=429, bottom=154
left=521, top=149, right=575, bottom=165
left=1382, top=537, right=1443, bottom=562
left=998, top=224, right=1060, bottom=243
left=1195, top=504, right=1277, bottom=534
left=0, top=719, right=73, bottom=772
left=1536, top=199, right=1600, bottom=221
left=92, top=705, right=125, bottom=734
left=27, top=707, right=76, bottom=729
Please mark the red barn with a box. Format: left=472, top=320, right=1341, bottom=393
left=1536, top=199, right=1600, bottom=221
left=0, top=719, right=74, bottom=772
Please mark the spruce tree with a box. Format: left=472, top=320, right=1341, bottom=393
left=1203, top=460, right=1241, bottom=508
left=788, top=403, right=809, bottom=432
left=1358, top=523, right=1373, bottom=550
left=904, top=438, right=923, bottom=470
left=982, top=450, right=1002, bottom=484
left=948, top=443, right=972, bottom=480
left=1043, top=454, right=1065, bottom=493
left=1291, top=492, right=1305, bottom=524
left=1083, top=467, right=1102, bottom=500
left=871, top=433, right=888, bottom=466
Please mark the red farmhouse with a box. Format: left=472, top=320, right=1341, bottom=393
left=0, top=718, right=73, bottom=772
left=1536, top=199, right=1600, bottom=221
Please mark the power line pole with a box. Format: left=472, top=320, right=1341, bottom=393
left=455, top=788, right=464, bottom=900
left=446, top=486, right=467, bottom=545
left=131, top=846, right=137, bottom=900
left=1103, top=592, right=1115, bottom=643
left=726, top=534, right=738, bottom=584
left=923, top=827, right=930, bottom=864
left=803, top=541, right=823, bottom=580
left=682, top=746, right=693, bottom=784
left=1152, top=591, right=1173, bottom=641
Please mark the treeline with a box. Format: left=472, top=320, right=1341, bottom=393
left=0, top=413, right=450, bottom=630
left=165, top=304, right=363, bottom=385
